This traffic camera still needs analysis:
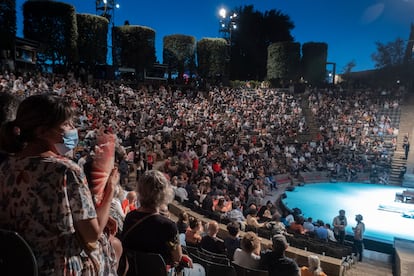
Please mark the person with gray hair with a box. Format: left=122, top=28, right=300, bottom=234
left=300, top=255, right=327, bottom=276
left=122, top=169, right=205, bottom=275
left=259, top=234, right=300, bottom=276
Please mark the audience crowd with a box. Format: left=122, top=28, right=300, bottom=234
left=0, top=69, right=406, bottom=275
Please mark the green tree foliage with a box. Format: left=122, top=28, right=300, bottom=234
left=340, top=60, right=356, bottom=87
left=197, top=38, right=227, bottom=80
left=267, top=41, right=301, bottom=84
left=163, top=34, right=196, bottom=81
left=342, top=60, right=356, bottom=74
left=76, top=13, right=108, bottom=67
left=230, top=5, right=294, bottom=81
left=371, top=38, right=406, bottom=68
left=23, top=0, right=78, bottom=70
left=301, top=42, right=328, bottom=85
left=0, top=0, right=16, bottom=57
left=112, top=25, right=156, bottom=76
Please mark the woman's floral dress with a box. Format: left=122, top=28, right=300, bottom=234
left=0, top=155, right=116, bottom=275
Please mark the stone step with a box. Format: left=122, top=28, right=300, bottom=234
left=344, top=250, right=393, bottom=276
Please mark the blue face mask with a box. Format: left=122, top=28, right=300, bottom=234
left=55, top=128, right=79, bottom=155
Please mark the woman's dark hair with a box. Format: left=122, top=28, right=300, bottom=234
left=0, top=94, right=74, bottom=153
left=188, top=216, right=200, bottom=229
left=226, top=221, right=240, bottom=236
left=178, top=211, right=189, bottom=223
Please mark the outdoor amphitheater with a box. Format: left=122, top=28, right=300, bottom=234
left=142, top=86, right=414, bottom=276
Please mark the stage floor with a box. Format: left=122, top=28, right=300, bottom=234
left=279, top=182, right=414, bottom=244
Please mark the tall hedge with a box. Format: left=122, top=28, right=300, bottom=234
left=0, top=0, right=16, bottom=59
left=76, top=13, right=108, bottom=66
left=267, top=41, right=301, bottom=83
left=197, top=38, right=227, bottom=80
left=23, top=0, right=78, bottom=69
left=301, top=42, right=328, bottom=85
left=112, top=25, right=156, bottom=76
left=163, top=34, right=196, bottom=80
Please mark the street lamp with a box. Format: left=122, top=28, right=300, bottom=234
left=96, top=0, right=120, bottom=27
left=96, top=0, right=121, bottom=66
left=218, top=8, right=237, bottom=83
left=219, top=8, right=237, bottom=45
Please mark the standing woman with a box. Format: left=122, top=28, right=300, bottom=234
left=352, top=214, right=365, bottom=262
left=0, top=94, right=119, bottom=275
left=122, top=170, right=204, bottom=275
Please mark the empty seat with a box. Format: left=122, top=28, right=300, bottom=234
left=0, top=229, right=38, bottom=276
left=191, top=253, right=236, bottom=276
left=124, top=249, right=168, bottom=276
left=232, top=261, right=269, bottom=276
left=198, top=248, right=230, bottom=265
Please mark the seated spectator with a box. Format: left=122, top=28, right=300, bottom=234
left=303, top=217, right=315, bottom=233
left=223, top=222, right=241, bottom=261
left=213, top=197, right=231, bottom=213
left=266, top=213, right=291, bottom=236
left=110, top=184, right=127, bottom=234
left=122, top=170, right=205, bottom=275
left=246, top=208, right=266, bottom=229
left=300, top=255, right=327, bottom=276
left=176, top=211, right=189, bottom=234
left=247, top=178, right=265, bottom=206
left=172, top=176, right=189, bottom=202
left=264, top=174, right=277, bottom=191
left=187, top=183, right=201, bottom=206
left=122, top=191, right=137, bottom=214
left=289, top=216, right=307, bottom=235
left=314, top=220, right=328, bottom=241
left=201, top=192, right=214, bottom=212
left=325, top=223, right=337, bottom=242
left=282, top=210, right=295, bottom=227
left=233, top=231, right=262, bottom=270
left=243, top=202, right=258, bottom=218
left=118, top=154, right=129, bottom=186
left=200, top=220, right=226, bottom=254
left=257, top=200, right=275, bottom=222
left=221, top=199, right=246, bottom=231
left=185, top=216, right=203, bottom=247
left=260, top=234, right=300, bottom=276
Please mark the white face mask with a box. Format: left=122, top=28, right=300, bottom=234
left=54, top=128, right=79, bottom=156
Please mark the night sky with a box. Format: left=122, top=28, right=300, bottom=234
left=15, top=0, right=414, bottom=72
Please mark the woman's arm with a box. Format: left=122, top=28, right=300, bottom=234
left=75, top=168, right=119, bottom=243
left=170, top=242, right=183, bottom=264
left=171, top=244, right=194, bottom=269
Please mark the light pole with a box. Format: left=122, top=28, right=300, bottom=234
left=96, top=0, right=120, bottom=27
left=96, top=0, right=121, bottom=66
left=218, top=8, right=237, bottom=83
left=219, top=8, right=237, bottom=44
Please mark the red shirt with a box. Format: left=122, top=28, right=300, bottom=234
left=212, top=162, right=221, bottom=173
left=192, top=158, right=199, bottom=171
left=122, top=199, right=136, bottom=214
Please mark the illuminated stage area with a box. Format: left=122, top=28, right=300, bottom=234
left=281, top=182, right=414, bottom=244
